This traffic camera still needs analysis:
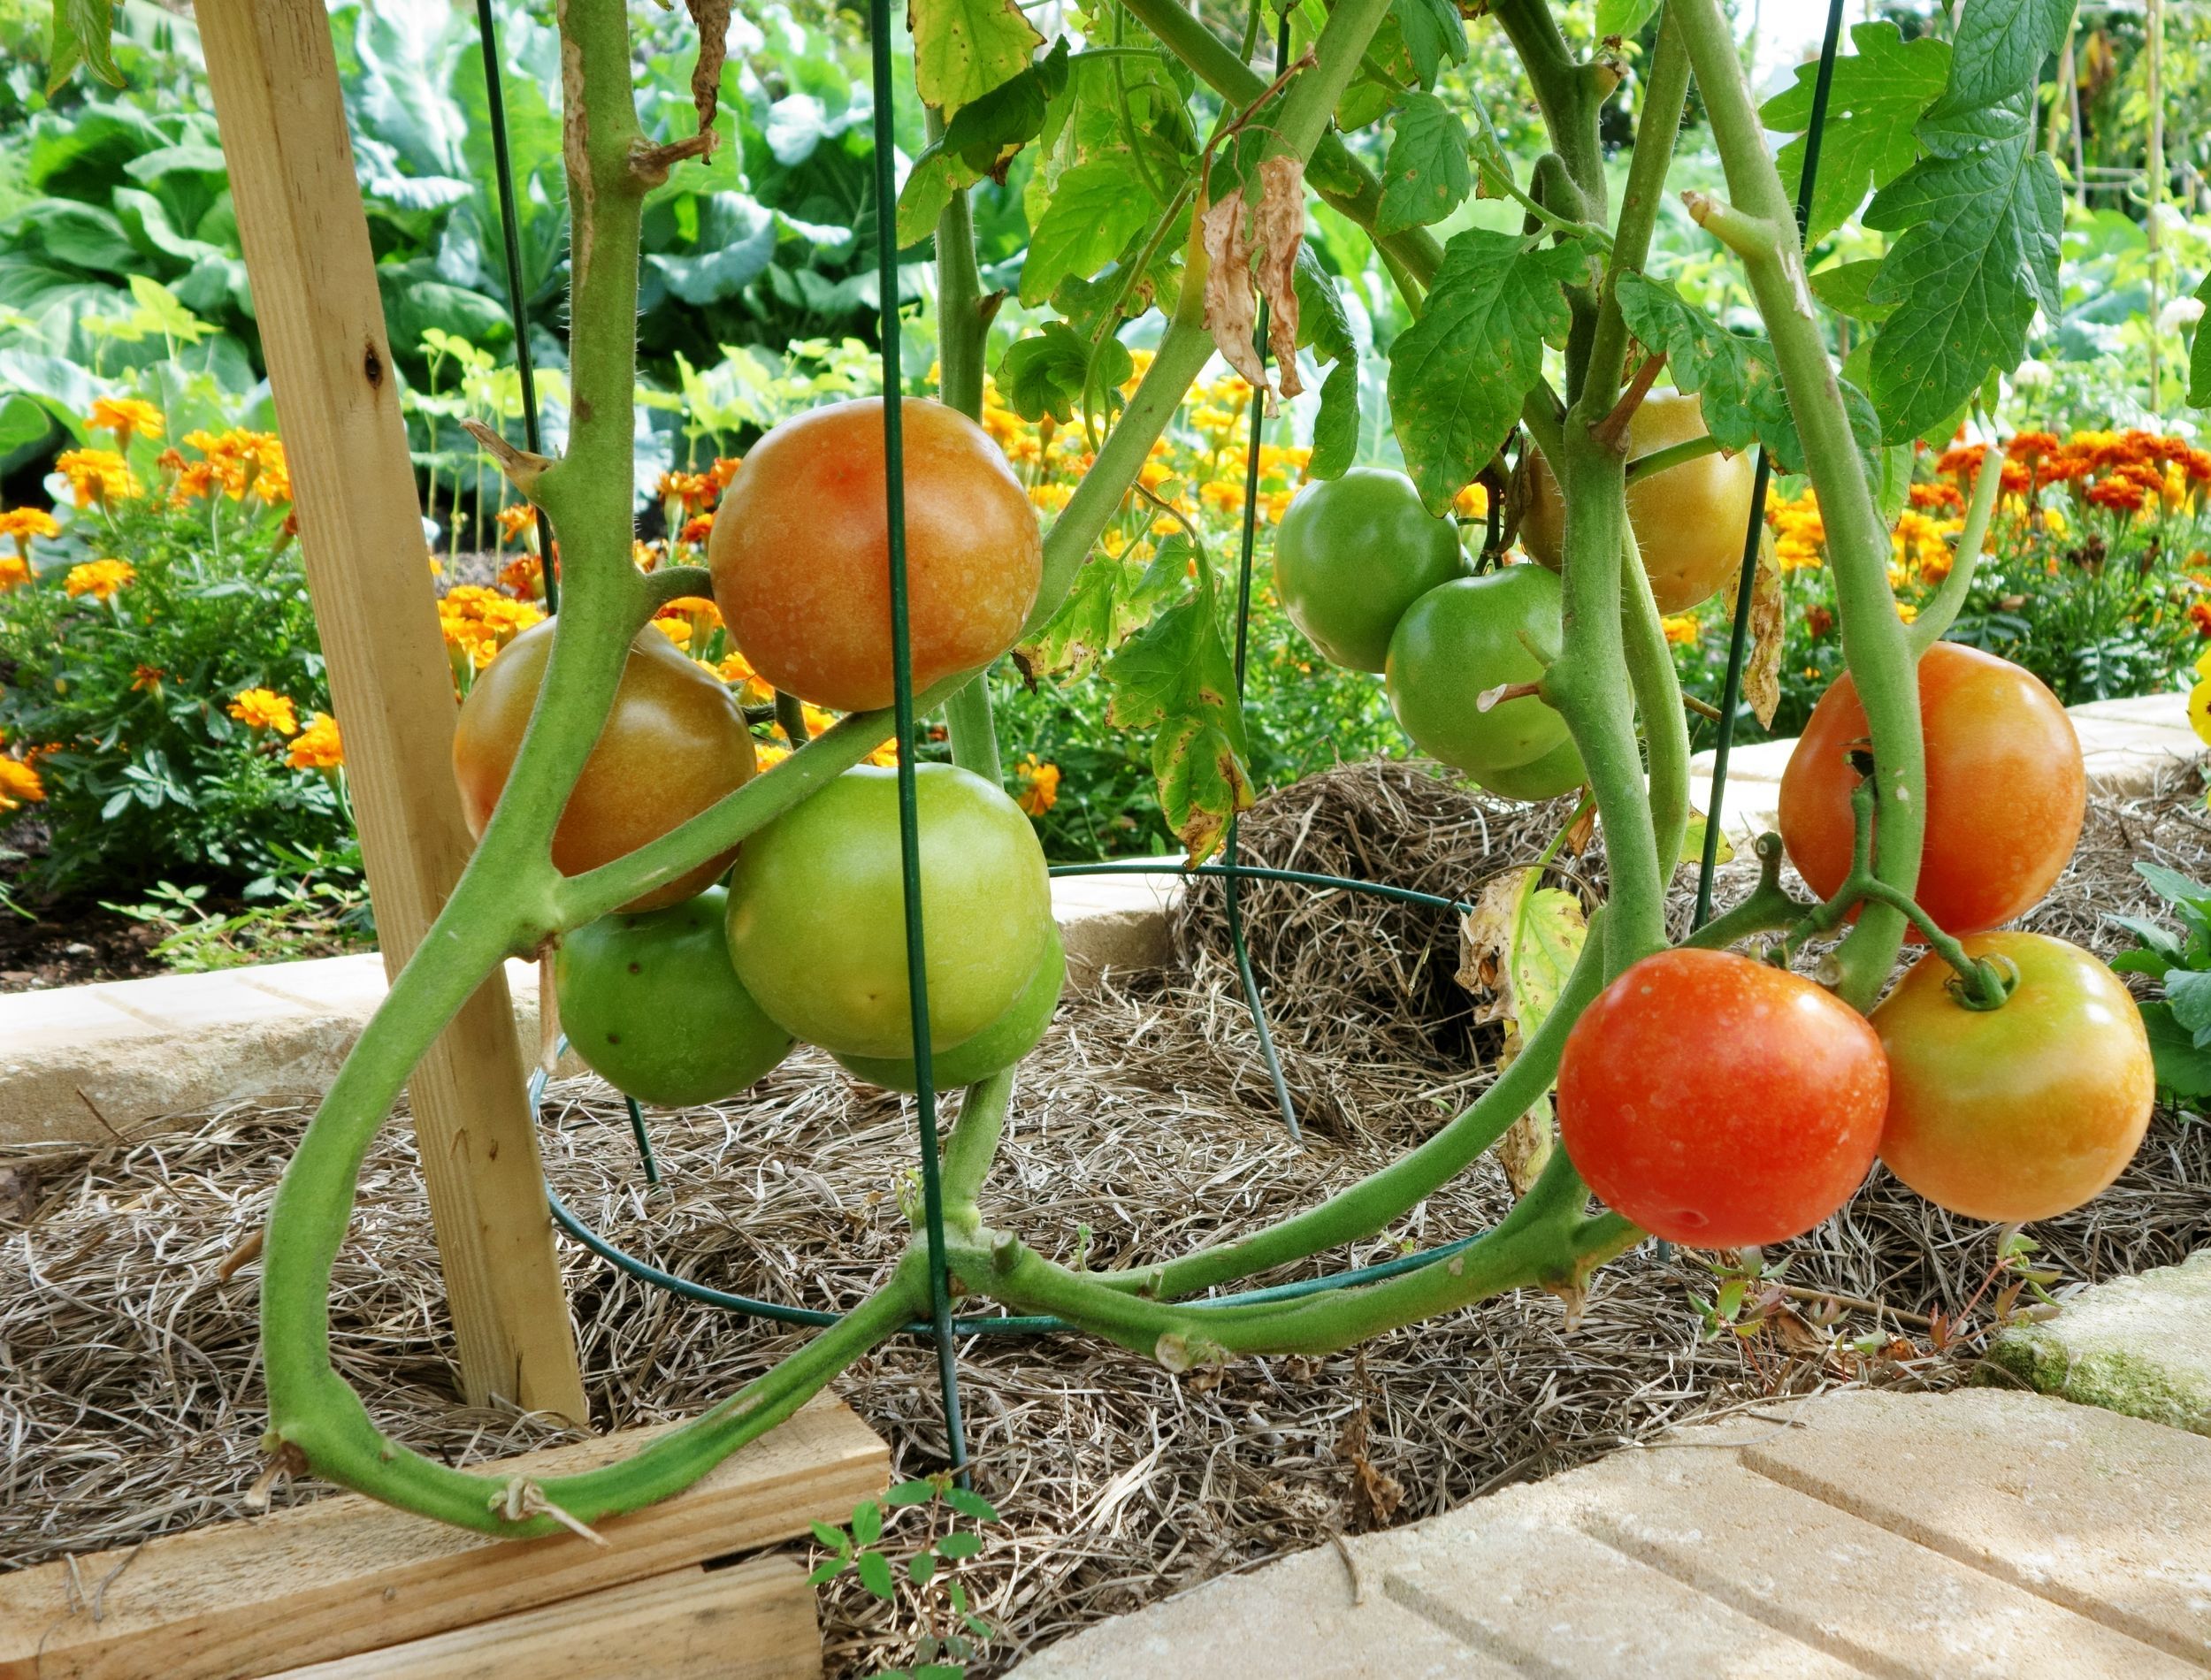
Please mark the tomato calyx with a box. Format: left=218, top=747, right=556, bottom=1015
left=1941, top=952, right=2020, bottom=1013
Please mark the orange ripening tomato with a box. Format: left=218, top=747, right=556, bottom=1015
left=1872, top=932, right=2154, bottom=1224
left=1779, top=642, right=2085, bottom=937
left=1557, top=948, right=1888, bottom=1249
left=452, top=619, right=754, bottom=911
left=708, top=397, right=1041, bottom=712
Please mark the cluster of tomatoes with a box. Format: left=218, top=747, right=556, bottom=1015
left=1276, top=394, right=2155, bottom=1248
left=451, top=397, right=1060, bottom=1103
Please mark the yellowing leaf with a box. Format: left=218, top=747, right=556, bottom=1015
left=1457, top=869, right=1587, bottom=1195
left=1677, top=811, right=1735, bottom=874
left=1729, top=526, right=1783, bottom=730
left=908, top=0, right=1044, bottom=118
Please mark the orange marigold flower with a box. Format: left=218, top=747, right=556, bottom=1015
left=250, top=441, right=291, bottom=504
left=1934, top=443, right=1986, bottom=478
left=131, top=664, right=164, bottom=693
left=0, top=755, right=44, bottom=813
left=63, top=559, right=135, bottom=601
left=1804, top=605, right=1834, bottom=638
left=1908, top=483, right=1963, bottom=512
left=2005, top=431, right=2060, bottom=461
left=499, top=554, right=546, bottom=600
left=495, top=502, right=539, bottom=546
left=227, top=686, right=299, bottom=736
left=1014, top=752, right=1060, bottom=817
left=87, top=396, right=164, bottom=447
left=709, top=456, right=742, bottom=491
left=2087, top=477, right=2148, bottom=514
left=753, top=740, right=792, bottom=772
left=287, top=712, right=343, bottom=770
left=2191, top=601, right=2211, bottom=638
left=1999, top=460, right=2031, bottom=495
left=0, top=507, right=61, bottom=557
left=679, top=514, right=715, bottom=546
left=56, top=447, right=141, bottom=508
left=655, top=470, right=715, bottom=513
left=0, top=556, right=27, bottom=592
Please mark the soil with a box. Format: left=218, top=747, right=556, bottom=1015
left=0, top=826, right=163, bottom=991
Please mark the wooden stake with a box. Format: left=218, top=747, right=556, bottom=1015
left=195, top=0, right=586, bottom=1421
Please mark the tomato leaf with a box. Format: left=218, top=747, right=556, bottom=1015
left=2191, top=270, right=2211, bottom=411
left=1391, top=0, right=1467, bottom=90
left=1104, top=583, right=1253, bottom=865
left=1295, top=248, right=1356, bottom=364
left=1376, top=92, right=1473, bottom=239
left=998, top=319, right=1131, bottom=425
left=1456, top=868, right=1586, bottom=1195
left=1809, top=259, right=1894, bottom=325
left=1019, top=529, right=1182, bottom=680
left=942, top=37, right=1070, bottom=171
left=1760, top=22, right=1950, bottom=247
left=1860, top=1, right=2069, bottom=443
left=1199, top=156, right=1306, bottom=407
left=1596, top=0, right=1660, bottom=38
left=1020, top=157, right=1159, bottom=307
left=2139, top=1001, right=2211, bottom=1099
left=1388, top=230, right=1588, bottom=514
left=1615, top=272, right=1885, bottom=483
left=896, top=151, right=967, bottom=249
left=1739, top=527, right=1784, bottom=729
left=1308, top=359, right=1361, bottom=481
left=908, top=0, right=1044, bottom=118
left=48, top=0, right=125, bottom=95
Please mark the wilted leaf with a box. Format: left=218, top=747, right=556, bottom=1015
left=908, top=0, right=1044, bottom=117
left=1199, top=156, right=1306, bottom=409
left=1376, top=91, right=1472, bottom=238
left=682, top=0, right=731, bottom=142
left=1761, top=22, right=1950, bottom=246
left=941, top=37, right=1071, bottom=172
left=1677, top=811, right=1734, bottom=874
left=1388, top=229, right=1587, bottom=513
left=1457, top=868, right=1586, bottom=1195
left=1731, top=527, right=1783, bottom=729
left=1018, top=530, right=1182, bottom=678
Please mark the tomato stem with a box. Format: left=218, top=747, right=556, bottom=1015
left=1906, top=431, right=2005, bottom=656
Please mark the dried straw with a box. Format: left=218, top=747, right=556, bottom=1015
left=3, top=760, right=2207, bottom=1677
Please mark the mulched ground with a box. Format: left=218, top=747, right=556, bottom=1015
left=2, top=760, right=2207, bottom=1676
left=0, top=836, right=162, bottom=989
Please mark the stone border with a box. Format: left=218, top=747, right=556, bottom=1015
left=0, top=868, right=1182, bottom=1148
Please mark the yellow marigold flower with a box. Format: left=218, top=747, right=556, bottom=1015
left=1453, top=482, right=1491, bottom=519
left=56, top=448, right=141, bottom=508
left=86, top=396, right=164, bottom=447
left=710, top=456, right=742, bottom=492
left=1660, top=614, right=1701, bottom=647
left=1014, top=752, right=1060, bottom=816
left=64, top=558, right=136, bottom=602
left=496, top=502, right=539, bottom=546
left=0, top=556, right=27, bottom=592
left=227, top=686, right=300, bottom=736
left=1260, top=489, right=1295, bottom=524
left=655, top=470, right=715, bottom=513
left=0, top=507, right=61, bottom=556
left=1101, top=527, right=1129, bottom=559
left=1198, top=480, right=1244, bottom=514
left=754, top=740, right=792, bottom=771
left=287, top=712, right=343, bottom=770
left=1895, top=600, right=1919, bottom=624
left=799, top=703, right=838, bottom=738
left=251, top=441, right=291, bottom=504
left=632, top=539, right=662, bottom=571
left=1029, top=482, right=1073, bottom=513
left=0, top=755, right=44, bottom=813
left=650, top=617, right=692, bottom=648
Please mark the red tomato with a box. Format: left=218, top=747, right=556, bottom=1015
left=1557, top=948, right=1889, bottom=1248
left=452, top=619, right=754, bottom=911
left=1872, top=932, right=2154, bottom=1223
left=1779, top=643, right=2085, bottom=937
left=708, top=397, right=1041, bottom=712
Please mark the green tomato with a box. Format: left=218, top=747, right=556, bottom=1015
left=1272, top=467, right=1468, bottom=672
left=1470, top=735, right=1586, bottom=801
left=554, top=888, right=793, bottom=1108
left=836, top=923, right=1065, bottom=1093
left=724, top=763, right=1054, bottom=1060
left=1385, top=567, right=1581, bottom=780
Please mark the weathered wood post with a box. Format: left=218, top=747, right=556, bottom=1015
left=195, top=0, right=587, bottom=1420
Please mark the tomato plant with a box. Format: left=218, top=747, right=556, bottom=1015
left=708, top=397, right=1041, bottom=713
left=1520, top=390, right=1755, bottom=615
left=452, top=618, right=754, bottom=910
left=1872, top=933, right=2155, bottom=1224
left=1779, top=643, right=2086, bottom=937
left=1557, top=949, right=1888, bottom=1248
left=1272, top=467, right=1468, bottom=672
left=182, top=0, right=2115, bottom=1542
left=554, top=887, right=792, bottom=1108
left=723, top=763, right=1055, bottom=1060
left=1384, top=568, right=1584, bottom=798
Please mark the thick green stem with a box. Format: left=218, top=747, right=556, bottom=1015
left=1908, top=441, right=2003, bottom=655
left=939, top=1067, right=1015, bottom=1218
left=1621, top=521, right=1689, bottom=880
left=1489, top=0, right=1605, bottom=216
left=1586, top=12, right=1691, bottom=407
left=1682, top=832, right=1806, bottom=949
left=1672, top=0, right=1921, bottom=1012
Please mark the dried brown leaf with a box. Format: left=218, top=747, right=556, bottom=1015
left=684, top=0, right=731, bottom=143
left=1739, top=526, right=1783, bottom=729
left=1199, top=157, right=1307, bottom=410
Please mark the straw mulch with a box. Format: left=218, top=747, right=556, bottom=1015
left=3, top=760, right=2207, bottom=1676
